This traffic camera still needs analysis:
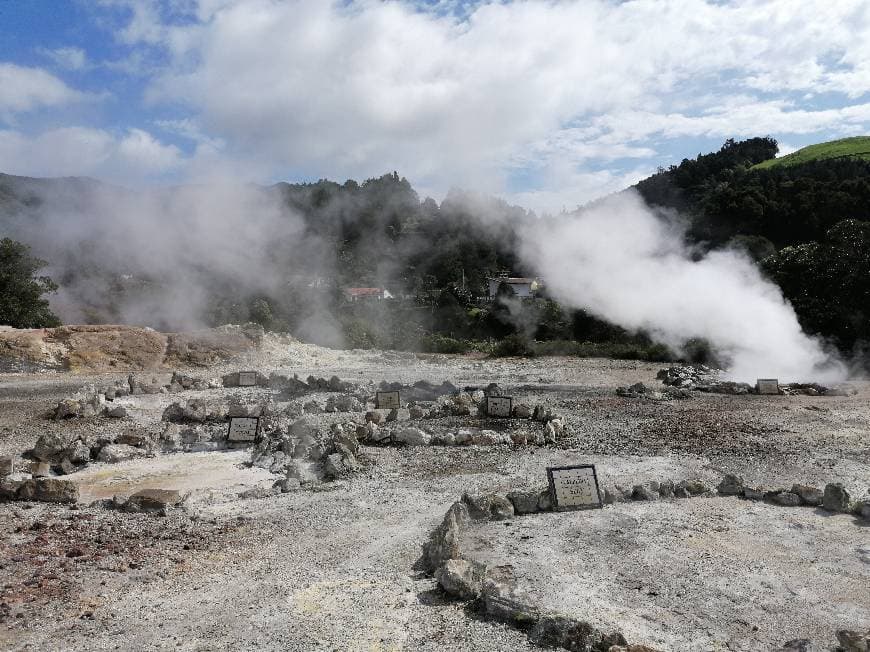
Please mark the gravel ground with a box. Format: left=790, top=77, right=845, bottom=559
left=0, top=345, right=868, bottom=651
left=461, top=499, right=870, bottom=651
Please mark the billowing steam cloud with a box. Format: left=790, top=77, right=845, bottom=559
left=520, top=191, right=845, bottom=383
left=2, top=176, right=338, bottom=335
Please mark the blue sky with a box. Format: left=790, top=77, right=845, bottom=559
left=1, top=0, right=869, bottom=213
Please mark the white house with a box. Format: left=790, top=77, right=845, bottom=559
left=487, top=277, right=539, bottom=298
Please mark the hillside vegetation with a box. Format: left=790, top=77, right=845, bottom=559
left=637, top=137, right=870, bottom=361
left=752, top=136, right=870, bottom=170
left=1, top=136, right=869, bottom=368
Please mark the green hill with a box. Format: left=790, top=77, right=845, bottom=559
left=752, top=136, right=870, bottom=169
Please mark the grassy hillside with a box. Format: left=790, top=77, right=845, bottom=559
left=753, top=136, right=870, bottom=169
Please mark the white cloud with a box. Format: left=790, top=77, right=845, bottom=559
left=0, top=63, right=89, bottom=116
left=117, top=0, right=870, bottom=209
left=2, top=0, right=855, bottom=209
left=39, top=47, right=89, bottom=71
left=0, top=127, right=183, bottom=180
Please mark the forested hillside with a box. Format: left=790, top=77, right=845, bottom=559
left=636, top=137, right=870, bottom=360
left=1, top=135, right=869, bottom=366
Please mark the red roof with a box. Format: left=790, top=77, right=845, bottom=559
left=345, top=287, right=383, bottom=297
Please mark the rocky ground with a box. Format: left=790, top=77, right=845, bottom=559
left=0, top=332, right=868, bottom=651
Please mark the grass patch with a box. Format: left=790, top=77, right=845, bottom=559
left=753, top=136, right=870, bottom=170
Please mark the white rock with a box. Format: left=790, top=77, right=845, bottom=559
left=394, top=427, right=431, bottom=446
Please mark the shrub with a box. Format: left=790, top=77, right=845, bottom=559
left=419, top=334, right=469, bottom=354
left=491, top=334, right=535, bottom=357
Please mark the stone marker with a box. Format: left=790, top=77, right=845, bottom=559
left=547, top=464, right=603, bottom=511
left=238, top=371, right=258, bottom=387
left=375, top=391, right=401, bottom=409
left=756, top=378, right=780, bottom=395
left=227, top=416, right=260, bottom=442
left=486, top=396, right=513, bottom=418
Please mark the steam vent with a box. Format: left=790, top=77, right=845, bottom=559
left=3, top=2, right=870, bottom=649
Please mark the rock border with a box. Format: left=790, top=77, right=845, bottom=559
left=422, top=474, right=869, bottom=652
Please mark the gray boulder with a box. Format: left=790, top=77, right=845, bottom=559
left=422, top=501, right=470, bottom=571
left=394, top=427, right=431, bottom=446
left=32, top=432, right=76, bottom=462
left=658, top=479, right=675, bottom=499
left=823, top=483, right=852, bottom=513
left=481, top=566, right=537, bottom=625
left=462, top=492, right=514, bottom=521
left=17, top=477, right=79, bottom=504
left=836, top=629, right=870, bottom=652
left=0, top=456, right=13, bottom=476
left=97, top=444, right=149, bottom=463
left=325, top=395, right=363, bottom=413
left=772, top=492, right=802, bottom=507
left=124, top=488, right=184, bottom=514
left=791, top=484, right=823, bottom=506
left=507, top=490, right=542, bottom=515
left=717, top=474, right=744, bottom=496
left=0, top=473, right=29, bottom=500
left=632, top=484, right=658, bottom=501
left=435, top=559, right=485, bottom=600
left=604, top=486, right=629, bottom=504
left=529, top=615, right=626, bottom=651
left=678, top=478, right=709, bottom=496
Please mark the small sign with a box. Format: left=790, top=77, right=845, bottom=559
left=376, top=391, right=401, bottom=409
left=227, top=417, right=260, bottom=442
left=486, top=396, right=513, bottom=418
left=756, top=378, right=780, bottom=395
left=547, top=464, right=603, bottom=511
left=238, top=371, right=258, bottom=387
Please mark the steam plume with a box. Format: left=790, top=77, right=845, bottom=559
left=520, top=191, right=845, bottom=383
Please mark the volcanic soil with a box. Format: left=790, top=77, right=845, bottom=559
left=0, top=342, right=868, bottom=651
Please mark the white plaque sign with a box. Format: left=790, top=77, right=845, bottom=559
left=756, top=378, right=780, bottom=395
left=486, top=396, right=513, bottom=418
left=376, top=391, right=401, bottom=409
left=228, top=417, right=260, bottom=442
left=238, top=371, right=258, bottom=387
left=547, top=465, right=603, bottom=511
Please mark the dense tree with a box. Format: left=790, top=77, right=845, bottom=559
left=763, top=219, right=870, bottom=354
left=0, top=237, right=61, bottom=328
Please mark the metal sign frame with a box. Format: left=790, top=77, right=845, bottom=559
left=756, top=378, right=780, bottom=395
left=547, top=464, right=603, bottom=511
left=486, top=396, right=513, bottom=418
left=227, top=416, right=261, bottom=442
left=375, top=391, right=401, bottom=409
left=238, top=371, right=259, bottom=387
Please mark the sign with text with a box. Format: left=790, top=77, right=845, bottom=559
left=756, top=378, right=780, bottom=395
left=486, top=396, right=513, bottom=418
left=238, top=371, right=258, bottom=387
left=376, top=391, right=401, bottom=409
left=227, top=417, right=260, bottom=442
left=547, top=464, right=603, bottom=511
